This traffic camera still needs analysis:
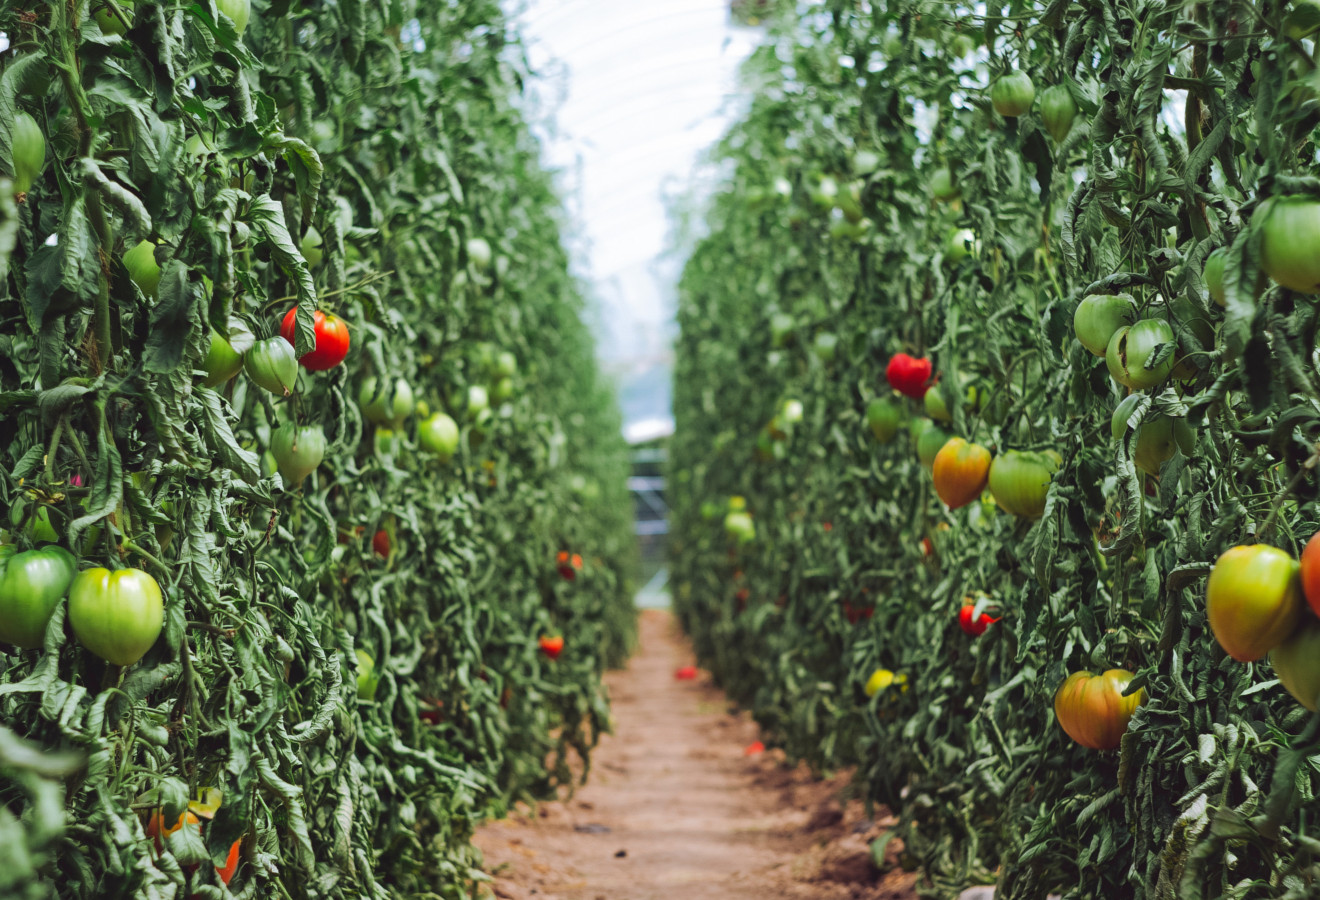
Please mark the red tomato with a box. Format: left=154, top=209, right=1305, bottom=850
left=743, top=740, right=765, bottom=756
left=1054, top=669, right=1146, bottom=750
left=280, top=308, right=350, bottom=371
left=216, top=838, right=241, bottom=885
left=1300, top=530, right=1320, bottom=619
left=932, top=438, right=992, bottom=509
left=145, top=810, right=241, bottom=885
left=958, top=603, right=1000, bottom=636
left=539, top=635, right=564, bottom=660
left=885, top=353, right=933, bottom=399
left=372, top=530, right=390, bottom=559
left=571, top=553, right=583, bottom=570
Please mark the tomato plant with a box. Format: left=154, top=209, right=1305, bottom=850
left=0, top=547, right=77, bottom=649
left=280, top=309, right=350, bottom=371
left=1053, top=670, right=1145, bottom=750
left=932, top=438, right=992, bottom=509
left=67, top=568, right=164, bottom=667
left=1205, top=545, right=1305, bottom=662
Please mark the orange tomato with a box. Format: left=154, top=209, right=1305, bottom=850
left=931, top=437, right=992, bottom=509
left=144, top=808, right=241, bottom=886
left=1054, top=669, right=1145, bottom=750
left=1205, top=545, right=1304, bottom=662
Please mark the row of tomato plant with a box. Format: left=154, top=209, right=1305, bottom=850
left=0, top=1, right=636, bottom=897
left=671, top=0, right=1320, bottom=896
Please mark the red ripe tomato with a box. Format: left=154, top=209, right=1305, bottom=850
left=372, top=530, right=390, bottom=559
left=886, top=353, right=933, bottom=399
left=1054, top=669, right=1145, bottom=750
left=539, top=635, right=564, bottom=660
left=280, top=308, right=350, bottom=371
left=1205, top=545, right=1304, bottom=662
left=958, top=602, right=1000, bottom=636
left=932, top=437, right=992, bottom=509
left=216, top=837, right=241, bottom=885
left=1299, top=530, right=1320, bottom=618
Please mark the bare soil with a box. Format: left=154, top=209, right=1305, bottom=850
left=473, top=610, right=919, bottom=900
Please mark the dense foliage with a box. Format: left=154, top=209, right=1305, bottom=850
left=670, top=0, right=1320, bottom=897
left=0, top=1, right=635, bottom=897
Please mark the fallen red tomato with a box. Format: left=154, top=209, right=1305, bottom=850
left=675, top=665, right=698, bottom=680
left=886, top=353, right=933, bottom=399
left=539, top=635, right=564, bottom=660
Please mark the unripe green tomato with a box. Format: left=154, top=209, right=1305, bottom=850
left=10, top=112, right=45, bottom=195
left=358, top=378, right=415, bottom=427
left=1273, top=621, right=1320, bottom=711
left=202, top=328, right=244, bottom=388
left=1255, top=195, right=1320, bottom=293
left=1132, top=416, right=1176, bottom=476
left=810, top=176, right=839, bottom=211
left=950, top=33, right=975, bottom=58
left=300, top=227, right=323, bottom=268
left=923, top=387, right=952, bottom=422
left=1073, top=293, right=1135, bottom=357
left=700, top=500, right=721, bottom=521
left=0, top=547, right=77, bottom=649
left=492, top=377, right=515, bottom=403
left=930, top=167, right=959, bottom=202
left=244, top=338, right=299, bottom=396
left=466, top=385, right=489, bottom=420
left=991, top=70, right=1035, bottom=117
left=916, top=422, right=951, bottom=470
left=836, top=180, right=864, bottom=223
left=68, top=567, right=164, bottom=667
left=945, top=228, right=977, bottom=264
left=418, top=413, right=460, bottom=462
left=123, top=240, right=162, bottom=297
left=92, top=0, right=134, bottom=34
left=467, top=237, right=492, bottom=270
left=495, top=351, right=517, bottom=379
left=270, top=424, right=326, bottom=487
left=724, top=510, right=755, bottom=544
left=1040, top=85, right=1078, bottom=143
left=1203, top=249, right=1227, bottom=308
left=987, top=450, right=1060, bottom=518
left=853, top=150, right=881, bottom=175
left=728, top=495, right=747, bottom=512
left=812, top=332, right=838, bottom=364
left=770, top=311, right=795, bottom=348
left=216, top=0, right=251, bottom=34
left=866, top=398, right=903, bottom=443
left=1105, top=319, right=1176, bottom=389
left=355, top=649, right=379, bottom=701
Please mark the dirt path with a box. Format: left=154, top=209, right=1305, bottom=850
left=473, top=610, right=918, bottom=900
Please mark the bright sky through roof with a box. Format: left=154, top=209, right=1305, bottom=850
left=508, top=0, right=760, bottom=432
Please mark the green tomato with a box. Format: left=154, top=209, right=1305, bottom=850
left=1040, top=85, right=1078, bottom=143
left=495, top=351, right=517, bottom=379
left=991, top=70, right=1035, bottom=117
left=930, top=167, right=959, bottom=202
left=916, top=423, right=950, bottom=470
left=355, top=649, right=379, bottom=701
left=10, top=112, right=45, bottom=195
left=492, top=377, right=515, bottom=403
left=466, top=385, right=490, bottom=420
left=866, top=398, right=903, bottom=443
left=244, top=337, right=299, bottom=396
left=358, top=377, right=415, bottom=427
left=271, top=424, right=325, bottom=487
left=300, top=227, right=323, bottom=268
left=809, top=176, right=839, bottom=211
left=1256, top=195, right=1320, bottom=293
left=1272, top=621, right=1320, bottom=711
left=923, top=387, right=952, bottom=422
left=123, top=240, right=162, bottom=298
left=853, top=150, right=881, bottom=175
left=1132, top=416, right=1176, bottom=476
left=68, top=567, right=164, bottom=667
left=812, top=332, right=838, bottom=364
left=202, top=328, right=244, bottom=388
left=1073, top=293, right=1135, bottom=357
left=216, top=0, right=250, bottom=34
left=724, top=511, right=755, bottom=544
left=1105, top=319, right=1176, bottom=389
left=945, top=228, right=977, bottom=264
left=92, top=0, right=134, bottom=34
left=467, top=237, right=493, bottom=270
left=700, top=501, right=721, bottom=521
left=770, top=311, right=795, bottom=348
left=1204, top=248, right=1227, bottom=308
left=0, top=547, right=77, bottom=649
left=987, top=450, right=1060, bottom=518
left=418, top=413, right=460, bottom=462
left=836, top=181, right=865, bottom=223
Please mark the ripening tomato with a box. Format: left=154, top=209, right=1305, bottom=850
left=886, top=353, right=933, bottom=399
left=1205, top=545, right=1304, bottom=662
left=1054, top=669, right=1145, bottom=750
left=1272, top=621, right=1320, bottom=711
left=1255, top=195, right=1320, bottom=293
left=932, top=437, right=992, bottom=509
left=1297, top=531, right=1320, bottom=618
left=280, top=308, right=350, bottom=371
left=988, top=450, right=1060, bottom=518
left=991, top=69, right=1035, bottom=117
left=0, top=546, right=77, bottom=649
left=1040, top=84, right=1077, bottom=142
left=270, top=424, right=326, bottom=487
left=864, top=668, right=908, bottom=697
left=539, top=635, right=564, bottom=660
left=68, top=567, right=164, bottom=667
left=244, top=337, right=299, bottom=396
left=1073, top=293, right=1135, bottom=357
left=958, top=601, right=999, bottom=636
left=1106, top=319, right=1176, bottom=389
